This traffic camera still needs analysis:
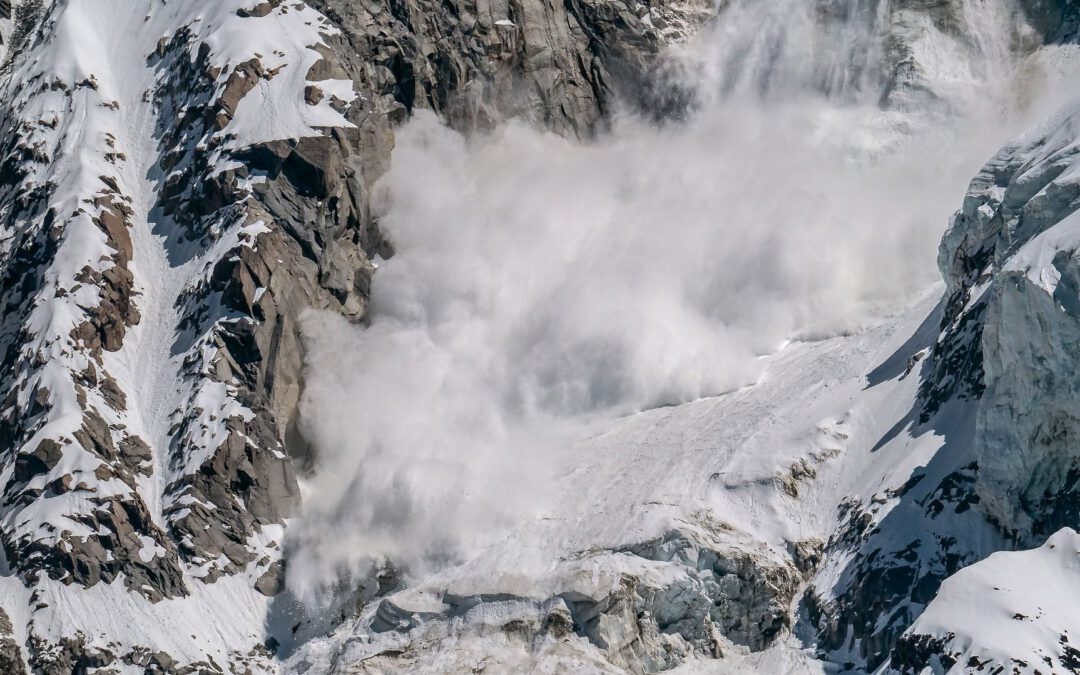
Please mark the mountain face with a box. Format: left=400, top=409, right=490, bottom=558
left=0, top=0, right=710, bottom=671
left=890, top=88, right=1080, bottom=675
left=0, top=0, right=1079, bottom=673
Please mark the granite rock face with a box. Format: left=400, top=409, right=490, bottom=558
left=309, top=0, right=711, bottom=141
left=0, top=0, right=386, bottom=668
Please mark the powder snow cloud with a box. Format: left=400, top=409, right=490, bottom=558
left=282, top=0, right=1069, bottom=606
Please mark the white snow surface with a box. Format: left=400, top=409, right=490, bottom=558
left=287, top=286, right=968, bottom=673
left=903, top=528, right=1080, bottom=674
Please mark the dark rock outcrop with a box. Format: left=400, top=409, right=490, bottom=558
left=0, top=609, right=26, bottom=675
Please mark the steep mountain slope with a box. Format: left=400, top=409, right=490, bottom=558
left=887, top=80, right=1080, bottom=675
left=284, top=286, right=948, bottom=673
left=0, top=0, right=712, bottom=671
left=1, top=0, right=1080, bottom=673
left=0, top=1, right=364, bottom=670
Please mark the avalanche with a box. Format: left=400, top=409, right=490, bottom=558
left=2, top=0, right=1080, bottom=673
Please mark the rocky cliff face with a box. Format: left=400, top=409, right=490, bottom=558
left=0, top=4, right=364, bottom=670
left=801, top=20, right=1080, bottom=674
left=311, top=0, right=711, bottom=138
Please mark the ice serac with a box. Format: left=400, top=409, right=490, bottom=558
left=869, top=86, right=1080, bottom=675
left=935, top=98, right=1080, bottom=541
left=290, top=516, right=807, bottom=673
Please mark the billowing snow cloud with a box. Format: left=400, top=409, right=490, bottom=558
left=283, top=0, right=1073, bottom=607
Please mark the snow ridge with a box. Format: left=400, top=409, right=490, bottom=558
left=0, top=0, right=358, bottom=669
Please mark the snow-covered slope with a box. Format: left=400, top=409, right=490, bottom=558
left=284, top=286, right=947, bottom=673
left=894, top=528, right=1080, bottom=673
left=881, top=75, right=1080, bottom=675
left=0, top=0, right=364, bottom=670
left=0, top=0, right=714, bottom=670
left=2, top=0, right=1080, bottom=673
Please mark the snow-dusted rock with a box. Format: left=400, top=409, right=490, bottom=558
left=935, top=97, right=1080, bottom=541
left=0, top=608, right=25, bottom=675
left=0, top=0, right=373, bottom=668
left=0, top=0, right=718, bottom=668
left=892, top=528, right=1080, bottom=674
left=310, top=0, right=714, bottom=139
